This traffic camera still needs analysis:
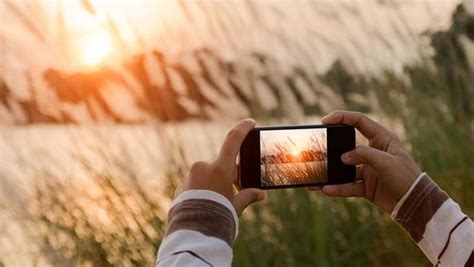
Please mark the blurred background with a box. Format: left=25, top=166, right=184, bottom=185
left=1, top=0, right=473, bottom=266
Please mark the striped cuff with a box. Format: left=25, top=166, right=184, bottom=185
left=391, top=172, right=426, bottom=219
left=168, top=190, right=239, bottom=243
left=393, top=173, right=449, bottom=242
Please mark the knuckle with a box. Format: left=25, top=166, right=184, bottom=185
left=358, top=113, right=369, bottom=123
left=232, top=127, right=246, bottom=138
left=392, top=134, right=402, bottom=144
left=387, top=129, right=399, bottom=141
left=226, top=128, right=237, bottom=139
left=354, top=111, right=363, bottom=117
left=189, top=161, right=208, bottom=174
left=352, top=112, right=367, bottom=128
left=354, top=146, right=370, bottom=163
left=333, top=110, right=346, bottom=118
left=355, top=145, right=368, bottom=155
left=226, top=128, right=244, bottom=142
left=211, top=161, right=226, bottom=175
left=387, top=133, right=402, bottom=150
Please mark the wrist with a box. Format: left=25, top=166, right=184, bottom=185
left=390, top=172, right=426, bottom=219
left=172, top=189, right=239, bottom=235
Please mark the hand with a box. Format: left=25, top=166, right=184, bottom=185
left=313, top=110, right=422, bottom=214
left=176, top=119, right=266, bottom=216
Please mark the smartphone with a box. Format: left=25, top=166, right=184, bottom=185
left=239, top=124, right=355, bottom=189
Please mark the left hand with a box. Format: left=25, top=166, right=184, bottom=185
left=175, top=119, right=266, bottom=216
left=308, top=110, right=422, bottom=214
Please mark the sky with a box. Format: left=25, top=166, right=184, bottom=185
left=1, top=0, right=461, bottom=74
left=260, top=128, right=326, bottom=155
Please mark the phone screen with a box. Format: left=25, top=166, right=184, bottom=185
left=239, top=124, right=355, bottom=189
left=260, top=128, right=327, bottom=187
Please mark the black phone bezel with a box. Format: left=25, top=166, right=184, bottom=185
left=239, top=124, right=355, bottom=190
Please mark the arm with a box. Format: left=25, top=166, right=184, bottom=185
left=156, top=119, right=265, bottom=267
left=392, top=173, right=473, bottom=266
left=317, top=110, right=473, bottom=266
left=156, top=190, right=237, bottom=266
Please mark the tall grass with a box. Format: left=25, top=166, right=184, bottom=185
left=29, top=156, right=166, bottom=266
left=0, top=124, right=196, bottom=266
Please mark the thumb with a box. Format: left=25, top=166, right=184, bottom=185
left=342, top=145, right=392, bottom=169
left=233, top=188, right=266, bottom=216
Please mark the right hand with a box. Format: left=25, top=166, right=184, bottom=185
left=312, top=110, right=422, bottom=214
left=176, top=119, right=266, bottom=216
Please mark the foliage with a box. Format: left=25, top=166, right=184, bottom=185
left=29, top=148, right=167, bottom=266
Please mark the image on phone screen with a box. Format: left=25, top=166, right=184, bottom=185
left=240, top=124, right=355, bottom=189
left=260, top=128, right=327, bottom=187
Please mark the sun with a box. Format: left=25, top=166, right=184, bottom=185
left=79, top=31, right=112, bottom=67
left=291, top=148, right=300, bottom=156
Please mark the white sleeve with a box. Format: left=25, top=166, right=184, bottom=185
left=392, top=173, right=473, bottom=266
left=156, top=190, right=238, bottom=267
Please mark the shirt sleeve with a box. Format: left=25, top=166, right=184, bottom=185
left=391, top=173, right=473, bottom=266
left=156, top=190, right=238, bottom=267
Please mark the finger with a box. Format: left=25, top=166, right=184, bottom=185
left=341, top=145, right=392, bottom=169
left=233, top=188, right=266, bottom=216
left=321, top=181, right=365, bottom=197
left=356, top=165, right=363, bottom=181
left=233, top=163, right=240, bottom=184
left=311, top=166, right=364, bottom=193
left=322, top=110, right=390, bottom=140
left=356, top=164, right=377, bottom=181
left=307, top=186, right=321, bottom=191
left=218, top=119, right=256, bottom=167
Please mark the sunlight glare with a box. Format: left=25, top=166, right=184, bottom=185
left=291, top=148, right=300, bottom=156
left=80, top=31, right=112, bottom=67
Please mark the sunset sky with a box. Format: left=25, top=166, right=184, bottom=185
left=1, top=0, right=459, bottom=73
left=260, top=128, right=326, bottom=156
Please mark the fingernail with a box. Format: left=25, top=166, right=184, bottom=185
left=307, top=186, right=320, bottom=191
left=341, top=152, right=349, bottom=162
left=258, top=191, right=266, bottom=201
left=322, top=114, right=334, bottom=124
left=245, top=118, right=256, bottom=125
left=321, top=185, right=335, bottom=194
